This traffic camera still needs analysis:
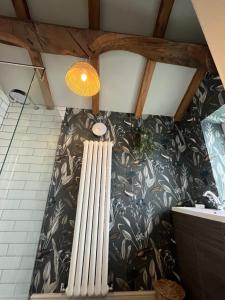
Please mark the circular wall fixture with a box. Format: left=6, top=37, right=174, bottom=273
left=92, top=122, right=107, bottom=136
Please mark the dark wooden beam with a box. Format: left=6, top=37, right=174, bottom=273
left=11, top=2, right=54, bottom=109
left=88, top=0, right=100, bottom=30
left=0, top=16, right=41, bottom=50
left=90, top=35, right=210, bottom=69
left=135, top=0, right=175, bottom=119
left=88, top=0, right=100, bottom=114
left=90, top=56, right=100, bottom=114
left=0, top=16, right=213, bottom=70
left=174, top=67, right=207, bottom=122
left=11, top=0, right=31, bottom=19
left=135, top=60, right=156, bottom=119
left=28, top=49, right=54, bottom=109
left=153, top=0, right=175, bottom=37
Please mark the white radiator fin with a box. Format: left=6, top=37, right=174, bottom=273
left=66, top=140, right=112, bottom=298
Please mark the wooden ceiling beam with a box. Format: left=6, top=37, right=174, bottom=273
left=153, top=0, right=175, bottom=38
left=12, top=0, right=30, bottom=19
left=11, top=1, right=54, bottom=109
left=88, top=0, right=100, bottom=114
left=174, top=67, right=207, bottom=122
left=135, top=60, right=156, bottom=119
left=88, top=0, right=100, bottom=30
left=90, top=56, right=100, bottom=114
left=0, top=16, right=213, bottom=70
left=89, top=35, right=210, bottom=69
left=135, top=0, right=175, bottom=119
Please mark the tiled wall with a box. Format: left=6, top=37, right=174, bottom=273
left=0, top=88, right=10, bottom=128
left=0, top=103, right=65, bottom=299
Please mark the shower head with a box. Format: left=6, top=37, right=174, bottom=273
left=9, top=89, right=39, bottom=109
left=9, top=89, right=30, bottom=105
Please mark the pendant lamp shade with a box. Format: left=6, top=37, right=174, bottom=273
left=65, top=62, right=100, bottom=97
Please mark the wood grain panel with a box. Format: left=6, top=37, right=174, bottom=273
left=173, top=212, right=225, bottom=300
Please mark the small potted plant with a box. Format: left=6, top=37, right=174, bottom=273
left=133, top=120, right=153, bottom=159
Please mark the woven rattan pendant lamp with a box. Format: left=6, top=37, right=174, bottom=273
left=65, top=61, right=100, bottom=97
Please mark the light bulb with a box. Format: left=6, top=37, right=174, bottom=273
left=81, top=73, right=87, bottom=82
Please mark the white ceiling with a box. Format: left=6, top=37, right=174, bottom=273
left=165, top=0, right=205, bottom=43
left=101, top=0, right=160, bottom=36
left=0, top=0, right=206, bottom=116
left=143, top=64, right=196, bottom=115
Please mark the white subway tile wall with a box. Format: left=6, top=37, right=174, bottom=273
left=0, top=103, right=65, bottom=299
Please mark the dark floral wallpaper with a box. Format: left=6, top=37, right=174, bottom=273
left=201, top=77, right=225, bottom=202
left=174, top=74, right=223, bottom=205
left=30, top=73, right=223, bottom=295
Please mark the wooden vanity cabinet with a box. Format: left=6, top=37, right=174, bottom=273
left=173, top=212, right=225, bottom=300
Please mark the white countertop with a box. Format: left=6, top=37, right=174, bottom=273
left=172, top=207, right=225, bottom=223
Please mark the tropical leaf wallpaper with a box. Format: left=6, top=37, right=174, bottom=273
left=201, top=81, right=225, bottom=202
left=30, top=73, right=223, bottom=294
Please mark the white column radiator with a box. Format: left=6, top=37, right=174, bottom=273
left=66, top=140, right=113, bottom=298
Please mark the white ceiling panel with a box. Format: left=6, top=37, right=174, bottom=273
left=143, top=63, right=196, bottom=116
left=0, top=0, right=16, bottom=17
left=165, top=0, right=205, bottom=43
left=0, top=43, right=31, bottom=64
left=27, top=0, right=88, bottom=28
left=101, top=0, right=161, bottom=36
left=99, top=51, right=146, bottom=113
left=0, top=44, right=45, bottom=106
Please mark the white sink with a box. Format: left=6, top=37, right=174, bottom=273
left=172, top=207, right=225, bottom=223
